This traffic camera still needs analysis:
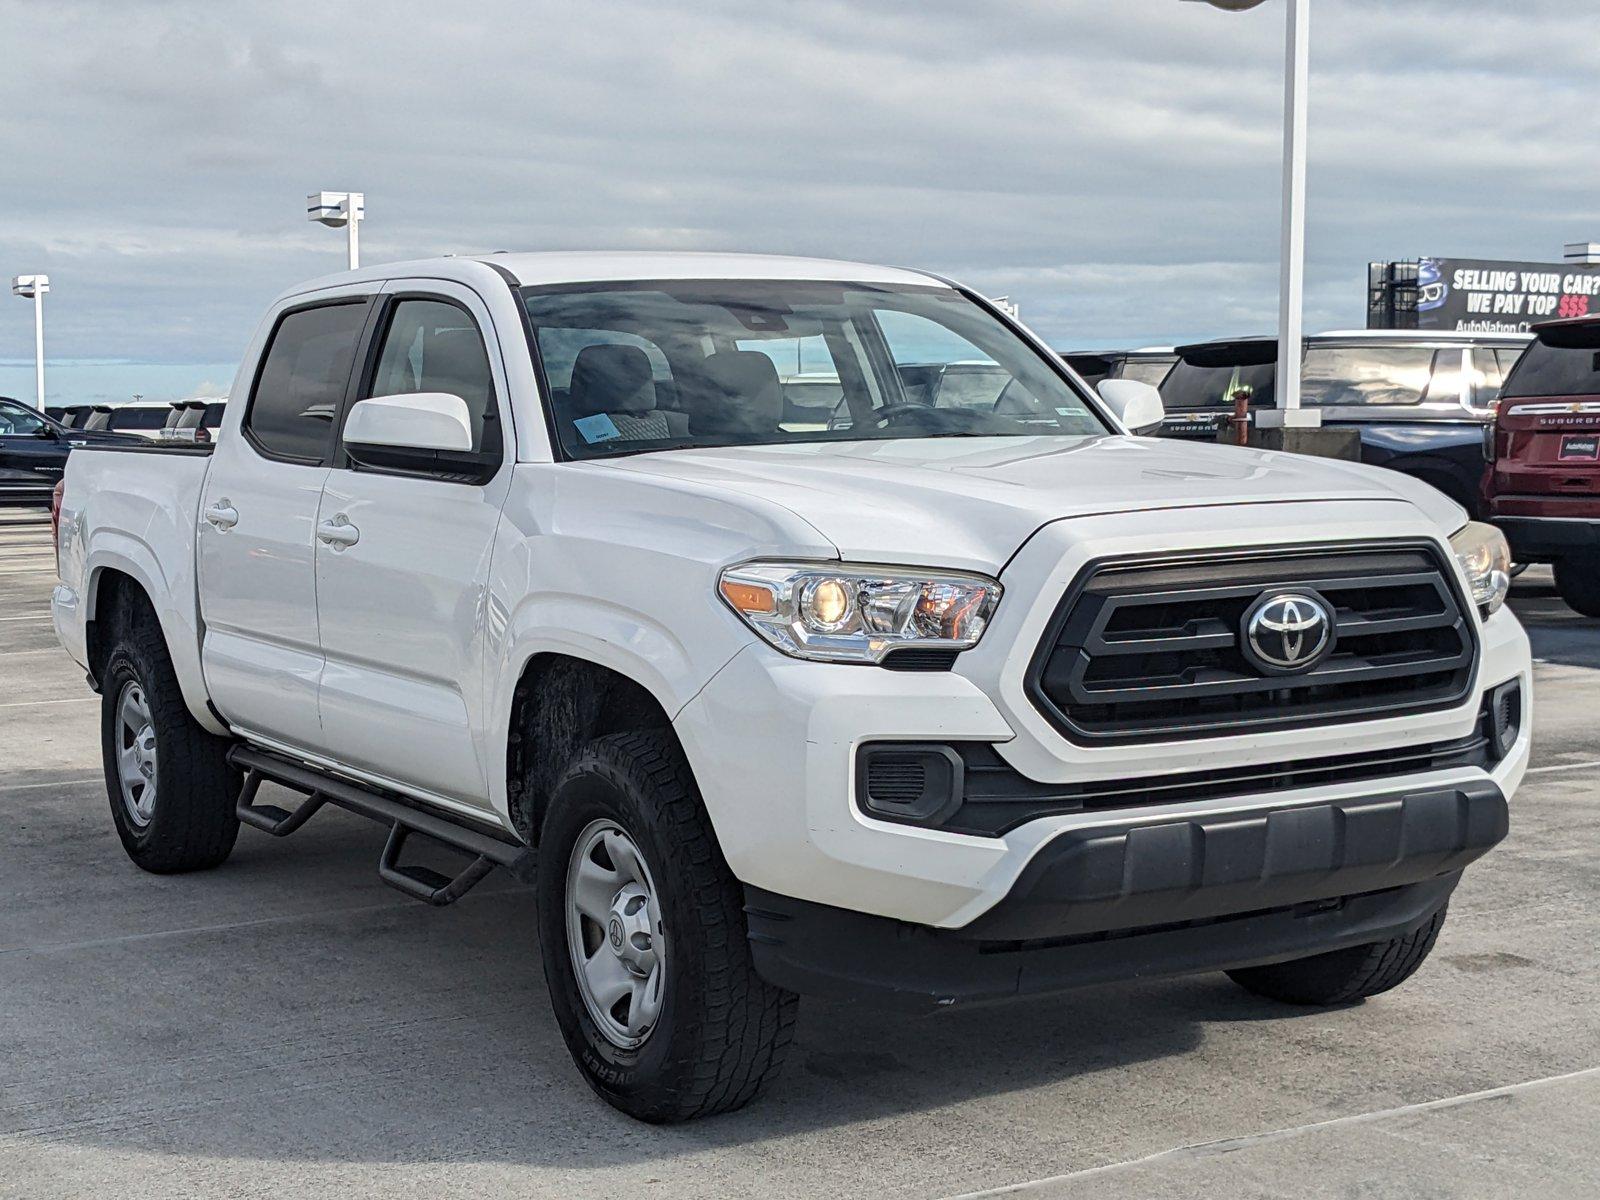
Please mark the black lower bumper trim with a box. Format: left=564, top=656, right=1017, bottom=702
left=747, top=876, right=1459, bottom=1008
left=746, top=777, right=1506, bottom=1007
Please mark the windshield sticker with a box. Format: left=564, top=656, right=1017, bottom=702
left=573, top=413, right=622, bottom=443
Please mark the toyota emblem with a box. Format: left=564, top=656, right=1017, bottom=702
left=1241, top=590, right=1334, bottom=675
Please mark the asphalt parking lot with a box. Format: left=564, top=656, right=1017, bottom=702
left=1, top=507, right=1596, bottom=1199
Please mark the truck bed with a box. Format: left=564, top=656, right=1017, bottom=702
left=54, top=444, right=221, bottom=734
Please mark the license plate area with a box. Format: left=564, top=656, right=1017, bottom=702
left=1559, top=434, right=1600, bottom=461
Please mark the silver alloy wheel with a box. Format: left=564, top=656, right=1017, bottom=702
left=115, top=680, right=158, bottom=828
left=565, top=819, right=668, bottom=1050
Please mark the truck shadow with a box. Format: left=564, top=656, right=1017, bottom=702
left=0, top=791, right=1288, bottom=1172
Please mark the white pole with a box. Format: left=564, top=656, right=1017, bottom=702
left=346, top=199, right=360, bottom=270
left=1276, top=0, right=1309, bottom=419
left=33, top=288, right=45, bottom=410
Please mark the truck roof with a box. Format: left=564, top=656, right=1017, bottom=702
left=286, top=251, right=944, bottom=299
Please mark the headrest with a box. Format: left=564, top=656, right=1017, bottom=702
left=569, top=344, right=656, bottom=416
left=697, top=350, right=783, bottom=428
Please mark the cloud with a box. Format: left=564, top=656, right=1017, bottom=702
left=2, top=0, right=1597, bottom=399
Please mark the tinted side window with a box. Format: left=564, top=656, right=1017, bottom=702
left=1300, top=346, right=1435, bottom=406
left=109, top=407, right=169, bottom=430
left=367, top=299, right=499, bottom=454
left=0, top=401, right=48, bottom=435
left=247, top=302, right=367, bottom=462
left=1468, top=348, right=1506, bottom=407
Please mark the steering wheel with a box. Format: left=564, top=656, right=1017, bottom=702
left=869, top=403, right=937, bottom=426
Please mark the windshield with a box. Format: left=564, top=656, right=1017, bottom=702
left=520, top=281, right=1107, bottom=459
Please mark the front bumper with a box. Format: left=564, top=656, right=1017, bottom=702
left=674, top=505, right=1533, bottom=933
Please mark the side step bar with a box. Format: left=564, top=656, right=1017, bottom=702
left=228, top=745, right=535, bottom=907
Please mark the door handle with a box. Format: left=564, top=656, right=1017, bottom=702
left=203, top=500, right=239, bottom=530
left=316, top=515, right=360, bottom=549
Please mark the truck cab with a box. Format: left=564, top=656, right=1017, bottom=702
left=1486, top=314, right=1600, bottom=614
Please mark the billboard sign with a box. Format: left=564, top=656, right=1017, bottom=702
left=1414, top=256, right=1600, bottom=333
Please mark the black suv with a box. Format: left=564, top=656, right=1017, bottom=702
left=0, top=397, right=144, bottom=505
left=1157, top=331, right=1529, bottom=516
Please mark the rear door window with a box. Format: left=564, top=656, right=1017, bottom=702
left=246, top=301, right=368, bottom=462
left=1299, top=346, right=1437, bottom=406
left=1468, top=348, right=1507, bottom=408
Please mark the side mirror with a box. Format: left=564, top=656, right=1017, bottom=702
left=33, top=423, right=59, bottom=440
left=1097, top=379, right=1165, bottom=435
left=343, top=392, right=473, bottom=453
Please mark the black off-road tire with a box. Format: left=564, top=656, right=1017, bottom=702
left=1553, top=556, right=1600, bottom=618
left=1226, top=906, right=1447, bottom=1006
left=536, top=730, right=798, bottom=1122
left=100, top=599, right=240, bottom=872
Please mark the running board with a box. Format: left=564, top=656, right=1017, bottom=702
left=228, top=745, right=534, bottom=907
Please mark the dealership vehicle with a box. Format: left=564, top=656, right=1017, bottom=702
left=52, top=253, right=1530, bottom=1122
left=1485, top=315, right=1600, bottom=615
left=1061, top=347, right=1178, bottom=390
left=0, top=396, right=143, bottom=504
left=156, top=398, right=228, bottom=444
left=99, top=400, right=177, bottom=439
left=1159, top=330, right=1529, bottom=516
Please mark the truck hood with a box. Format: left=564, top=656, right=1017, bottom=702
left=604, top=435, right=1463, bottom=573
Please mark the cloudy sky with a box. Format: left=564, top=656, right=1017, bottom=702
left=2, top=0, right=1596, bottom=404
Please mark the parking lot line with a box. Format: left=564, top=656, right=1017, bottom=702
left=942, top=1065, right=1600, bottom=1198
left=0, top=697, right=95, bottom=709
left=1526, top=759, right=1600, bottom=775
left=0, top=777, right=99, bottom=793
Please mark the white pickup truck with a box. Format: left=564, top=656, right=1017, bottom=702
left=52, top=252, right=1530, bottom=1122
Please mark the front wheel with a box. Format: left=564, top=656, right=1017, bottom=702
left=1553, top=556, right=1600, bottom=617
left=536, top=730, right=797, bottom=1122
left=1226, top=906, right=1447, bottom=1006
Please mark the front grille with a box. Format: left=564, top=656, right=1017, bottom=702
left=1027, top=543, right=1477, bottom=744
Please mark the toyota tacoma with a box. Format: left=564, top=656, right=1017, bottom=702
left=51, top=252, right=1530, bottom=1121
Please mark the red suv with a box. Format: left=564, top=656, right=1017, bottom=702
left=1486, top=315, right=1600, bottom=615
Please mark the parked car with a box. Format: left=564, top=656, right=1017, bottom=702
left=157, top=398, right=228, bottom=444
left=52, top=252, right=1528, bottom=1122
left=1060, top=348, right=1178, bottom=390
left=0, top=396, right=143, bottom=504
left=1485, top=314, right=1600, bottom=615
left=55, top=404, right=100, bottom=430
left=1157, top=330, right=1530, bottom=516
left=100, top=401, right=177, bottom=439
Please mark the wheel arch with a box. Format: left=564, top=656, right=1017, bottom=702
left=504, top=651, right=686, bottom=847
left=83, top=549, right=226, bottom=736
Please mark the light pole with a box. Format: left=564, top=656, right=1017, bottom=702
left=1188, top=0, right=1318, bottom=428
left=11, top=274, right=49, bottom=410
left=307, top=191, right=365, bottom=270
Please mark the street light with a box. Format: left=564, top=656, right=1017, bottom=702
left=307, top=191, right=365, bottom=270
left=11, top=274, right=49, bottom=410
left=1187, top=0, right=1318, bottom=428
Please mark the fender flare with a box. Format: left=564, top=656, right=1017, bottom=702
left=485, top=593, right=741, bottom=821
left=84, top=536, right=227, bottom=737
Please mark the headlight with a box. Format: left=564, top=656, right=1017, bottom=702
left=1450, top=521, right=1511, bottom=616
left=718, top=561, right=1001, bottom=663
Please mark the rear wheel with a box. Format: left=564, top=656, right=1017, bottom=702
left=1553, top=556, right=1600, bottom=617
left=1227, top=906, right=1447, bottom=1006
left=536, top=730, right=797, bottom=1122
left=100, top=604, right=239, bottom=872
